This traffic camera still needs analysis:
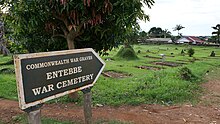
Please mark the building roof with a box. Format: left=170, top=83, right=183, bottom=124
left=146, top=38, right=172, bottom=42
left=176, top=36, right=205, bottom=43
left=186, top=36, right=205, bottom=43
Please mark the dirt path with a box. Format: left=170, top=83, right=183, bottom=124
left=1, top=79, right=220, bottom=124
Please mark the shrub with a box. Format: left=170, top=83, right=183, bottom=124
left=210, top=51, right=215, bottom=57
left=178, top=67, right=196, bottom=81
left=116, top=45, right=138, bottom=60
left=181, top=49, right=185, bottom=55
left=188, top=48, right=195, bottom=57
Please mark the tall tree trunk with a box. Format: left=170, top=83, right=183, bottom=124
left=63, top=23, right=83, bottom=99
left=218, top=33, right=220, bottom=44
left=67, top=34, right=79, bottom=99
left=67, top=36, right=75, bottom=49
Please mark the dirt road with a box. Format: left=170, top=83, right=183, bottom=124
left=1, top=78, right=220, bottom=124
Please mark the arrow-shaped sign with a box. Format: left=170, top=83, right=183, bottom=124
left=14, top=48, right=105, bottom=110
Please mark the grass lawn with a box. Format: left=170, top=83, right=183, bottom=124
left=93, top=44, right=220, bottom=106
left=1, top=44, right=220, bottom=106
left=0, top=55, right=17, bottom=100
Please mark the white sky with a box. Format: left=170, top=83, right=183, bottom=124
left=139, top=0, right=220, bottom=36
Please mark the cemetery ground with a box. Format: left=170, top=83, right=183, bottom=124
left=1, top=44, right=220, bottom=123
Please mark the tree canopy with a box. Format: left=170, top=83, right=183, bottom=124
left=148, top=27, right=163, bottom=38
left=173, top=24, right=185, bottom=36
left=1, top=0, right=155, bottom=54
left=162, top=29, right=171, bottom=38
left=0, top=14, right=10, bottom=56
left=148, top=27, right=171, bottom=38
left=212, top=24, right=220, bottom=43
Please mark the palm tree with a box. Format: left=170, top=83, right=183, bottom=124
left=162, top=29, right=171, bottom=38
left=173, top=24, right=185, bottom=36
left=212, top=24, right=220, bottom=43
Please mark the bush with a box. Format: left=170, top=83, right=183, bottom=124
left=178, top=67, right=197, bottom=81
left=210, top=51, right=215, bottom=57
left=116, top=45, right=138, bottom=60
left=188, top=48, right=195, bottom=57
left=181, top=49, right=185, bottom=55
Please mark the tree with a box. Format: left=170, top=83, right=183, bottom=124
left=173, top=24, right=185, bottom=36
left=139, top=31, right=148, bottom=38
left=1, top=0, right=154, bottom=99
left=162, top=29, right=171, bottom=38
left=1, top=0, right=154, bottom=53
left=136, top=31, right=148, bottom=43
left=0, top=14, right=9, bottom=56
left=208, top=36, right=217, bottom=43
left=148, top=27, right=163, bottom=38
left=148, top=27, right=171, bottom=38
left=126, top=27, right=140, bottom=45
left=188, top=47, right=195, bottom=57
left=212, top=24, right=220, bottom=43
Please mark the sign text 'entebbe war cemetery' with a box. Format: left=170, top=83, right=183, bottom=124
left=14, top=48, right=105, bottom=110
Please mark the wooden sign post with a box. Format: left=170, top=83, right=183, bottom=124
left=25, top=104, right=43, bottom=124
left=14, top=48, right=105, bottom=123
left=82, top=88, right=92, bottom=124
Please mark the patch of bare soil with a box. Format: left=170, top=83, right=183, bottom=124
left=135, top=65, right=163, bottom=71
left=0, top=99, right=23, bottom=123
left=176, top=60, right=190, bottom=63
left=1, top=99, right=220, bottom=124
left=153, top=61, right=185, bottom=67
left=1, top=79, right=220, bottom=124
left=200, top=79, right=220, bottom=106
left=102, top=71, right=131, bottom=78
left=144, top=55, right=161, bottom=59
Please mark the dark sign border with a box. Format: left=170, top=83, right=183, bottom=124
left=14, top=48, right=105, bottom=110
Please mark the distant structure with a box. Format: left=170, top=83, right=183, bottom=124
left=176, top=36, right=205, bottom=44
left=138, top=38, right=173, bottom=44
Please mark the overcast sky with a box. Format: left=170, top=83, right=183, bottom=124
left=139, top=0, right=220, bottom=36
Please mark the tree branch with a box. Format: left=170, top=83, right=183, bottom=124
left=60, top=24, right=69, bottom=36
left=52, top=34, right=66, bottom=39
left=70, top=23, right=84, bottom=37
left=52, top=12, right=70, bottom=32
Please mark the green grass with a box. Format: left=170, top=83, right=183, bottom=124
left=1, top=44, right=220, bottom=106
left=204, top=68, right=220, bottom=81
left=0, top=56, right=14, bottom=73
left=115, top=46, right=138, bottom=60
left=0, top=74, right=17, bottom=100
left=92, top=44, right=220, bottom=106
left=0, top=55, right=17, bottom=100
